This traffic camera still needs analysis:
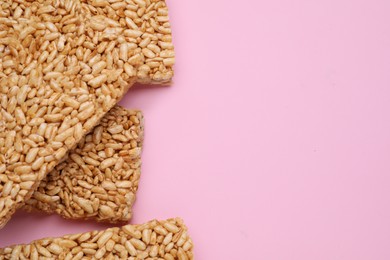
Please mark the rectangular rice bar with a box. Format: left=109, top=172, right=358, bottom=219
left=23, top=106, right=143, bottom=223
left=0, top=218, right=194, bottom=259
left=0, top=0, right=174, bottom=228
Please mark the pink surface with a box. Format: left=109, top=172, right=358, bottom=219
left=2, top=0, right=390, bottom=259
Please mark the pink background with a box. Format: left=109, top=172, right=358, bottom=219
left=2, top=0, right=390, bottom=259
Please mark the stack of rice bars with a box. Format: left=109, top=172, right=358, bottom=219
left=0, top=0, right=193, bottom=259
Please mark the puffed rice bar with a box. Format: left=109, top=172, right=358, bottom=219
left=0, top=218, right=194, bottom=259
left=23, top=106, right=143, bottom=223
left=0, top=0, right=174, bottom=228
